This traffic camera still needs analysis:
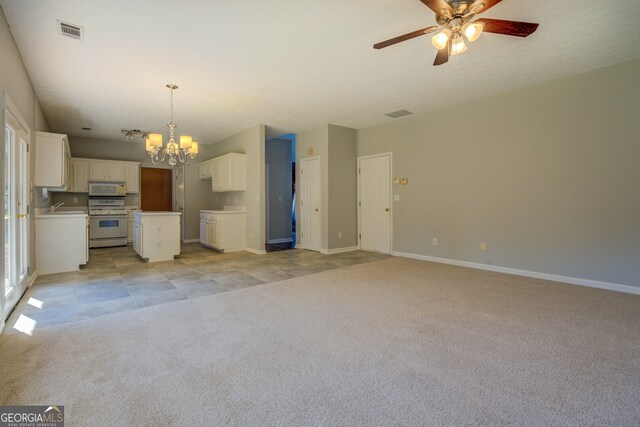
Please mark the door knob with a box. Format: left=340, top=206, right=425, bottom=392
left=385, top=208, right=389, bottom=212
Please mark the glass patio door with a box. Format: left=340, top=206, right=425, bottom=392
left=4, top=107, right=29, bottom=316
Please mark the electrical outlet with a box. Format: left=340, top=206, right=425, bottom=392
left=433, top=238, right=438, bottom=246
left=73, top=197, right=78, bottom=203
left=156, top=226, right=161, bottom=233
left=480, top=242, right=486, bottom=250
left=338, top=232, right=343, bottom=239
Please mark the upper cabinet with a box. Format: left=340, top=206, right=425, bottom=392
left=200, top=153, right=246, bottom=192
left=89, top=160, right=124, bottom=181
left=123, top=162, right=140, bottom=193
left=71, top=159, right=90, bottom=192
left=35, top=132, right=71, bottom=190
left=72, top=158, right=140, bottom=193
left=198, top=161, right=212, bottom=179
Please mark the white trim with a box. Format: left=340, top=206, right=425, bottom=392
left=28, top=271, right=38, bottom=288
left=245, top=247, right=267, bottom=255
left=299, top=155, right=321, bottom=252
left=182, top=239, right=200, bottom=243
left=357, top=152, right=393, bottom=255
left=391, top=251, right=640, bottom=295
left=268, top=238, right=293, bottom=244
left=320, top=246, right=359, bottom=255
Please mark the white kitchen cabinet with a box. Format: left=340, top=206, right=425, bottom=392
left=89, top=160, right=125, bottom=181
left=211, top=153, right=246, bottom=192
left=199, top=209, right=246, bottom=252
left=35, top=131, right=71, bottom=190
left=71, top=159, right=90, bottom=192
left=127, top=210, right=136, bottom=243
left=124, top=162, right=140, bottom=193
left=198, top=160, right=212, bottom=179
left=133, top=212, right=181, bottom=262
left=36, top=212, right=89, bottom=275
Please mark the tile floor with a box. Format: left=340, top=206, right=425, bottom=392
left=4, top=244, right=389, bottom=333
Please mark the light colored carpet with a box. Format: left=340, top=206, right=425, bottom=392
left=1, top=257, right=639, bottom=426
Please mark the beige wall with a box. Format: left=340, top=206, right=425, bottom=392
left=328, top=125, right=357, bottom=249
left=266, top=138, right=293, bottom=242
left=204, top=125, right=266, bottom=253
left=357, top=59, right=640, bottom=288
left=296, top=124, right=358, bottom=251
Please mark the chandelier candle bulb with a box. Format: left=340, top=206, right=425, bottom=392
left=148, top=133, right=163, bottom=147
left=189, top=142, right=199, bottom=155
left=180, top=135, right=193, bottom=150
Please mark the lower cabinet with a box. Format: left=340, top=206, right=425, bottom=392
left=199, top=211, right=245, bottom=252
left=133, top=212, right=181, bottom=262
left=127, top=211, right=135, bottom=243
left=36, top=214, right=89, bottom=275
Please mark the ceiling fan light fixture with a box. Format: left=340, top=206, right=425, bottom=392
left=431, top=29, right=451, bottom=50
left=463, top=22, right=484, bottom=42
left=451, top=36, right=467, bottom=55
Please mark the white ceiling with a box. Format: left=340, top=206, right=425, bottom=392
left=2, top=0, right=640, bottom=143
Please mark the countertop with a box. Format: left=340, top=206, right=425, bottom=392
left=35, top=211, right=88, bottom=219
left=200, top=210, right=247, bottom=214
left=134, top=211, right=181, bottom=216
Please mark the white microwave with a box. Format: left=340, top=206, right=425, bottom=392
left=88, top=181, right=126, bottom=196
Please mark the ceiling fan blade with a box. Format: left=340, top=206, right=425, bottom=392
left=418, top=0, right=454, bottom=15
left=374, top=26, right=439, bottom=49
left=474, top=18, right=539, bottom=37
left=433, top=39, right=450, bottom=66
left=467, top=0, right=503, bottom=14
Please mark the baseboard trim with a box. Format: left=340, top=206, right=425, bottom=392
left=320, top=246, right=359, bottom=255
left=267, top=238, right=294, bottom=244
left=183, top=239, right=200, bottom=244
left=28, top=271, right=38, bottom=288
left=245, top=248, right=267, bottom=255
left=391, top=251, right=640, bottom=295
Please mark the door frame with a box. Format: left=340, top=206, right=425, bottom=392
left=173, top=165, right=185, bottom=241
left=357, top=152, right=393, bottom=254
left=298, top=155, right=321, bottom=251
left=3, top=93, right=31, bottom=321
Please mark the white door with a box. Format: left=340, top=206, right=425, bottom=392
left=4, top=102, right=30, bottom=316
left=359, top=154, right=391, bottom=253
left=299, top=157, right=321, bottom=252
left=174, top=166, right=185, bottom=241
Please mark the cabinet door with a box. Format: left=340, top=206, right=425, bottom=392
left=89, top=161, right=107, bottom=180
left=124, top=163, right=140, bottom=193
left=207, top=220, right=220, bottom=247
left=107, top=162, right=124, bottom=181
left=210, top=158, right=222, bottom=191
left=73, top=160, right=90, bottom=192
left=200, top=220, right=208, bottom=244
left=220, top=156, right=232, bottom=190
left=198, top=161, right=211, bottom=179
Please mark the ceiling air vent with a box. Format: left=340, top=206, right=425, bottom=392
left=385, top=109, right=413, bottom=119
left=57, top=21, right=83, bottom=40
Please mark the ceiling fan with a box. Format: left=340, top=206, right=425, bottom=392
left=373, top=0, right=539, bottom=66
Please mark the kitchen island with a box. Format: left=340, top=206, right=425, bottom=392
left=133, top=211, right=181, bottom=262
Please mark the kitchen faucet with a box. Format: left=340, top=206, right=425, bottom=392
left=50, top=202, right=65, bottom=212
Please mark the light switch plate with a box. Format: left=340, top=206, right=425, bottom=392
left=394, top=194, right=400, bottom=201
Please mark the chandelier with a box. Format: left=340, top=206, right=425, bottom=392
left=145, top=84, right=199, bottom=166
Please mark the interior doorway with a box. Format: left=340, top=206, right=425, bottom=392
left=3, top=96, right=30, bottom=318
left=141, top=167, right=172, bottom=211
left=265, top=134, right=296, bottom=252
